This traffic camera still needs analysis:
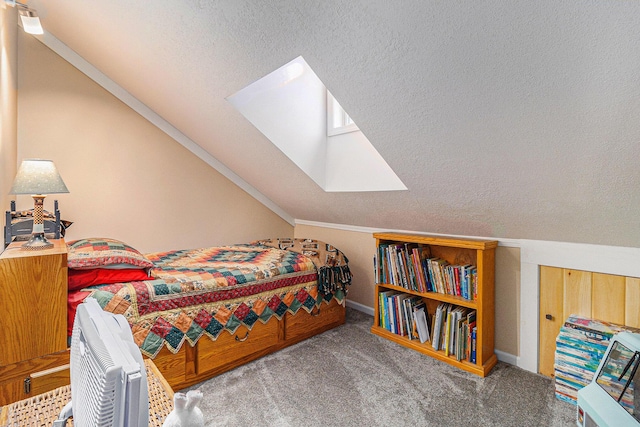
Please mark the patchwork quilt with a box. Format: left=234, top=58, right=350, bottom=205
left=87, top=239, right=351, bottom=358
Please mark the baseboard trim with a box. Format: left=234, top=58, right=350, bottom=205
left=294, top=219, right=521, bottom=247
left=346, top=300, right=374, bottom=316
left=495, top=349, right=517, bottom=366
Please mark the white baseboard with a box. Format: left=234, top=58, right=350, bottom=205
left=346, top=300, right=374, bottom=316
left=495, top=349, right=517, bottom=366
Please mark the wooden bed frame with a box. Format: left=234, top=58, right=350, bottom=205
left=0, top=234, right=346, bottom=406
left=152, top=298, right=346, bottom=390
left=0, top=238, right=347, bottom=405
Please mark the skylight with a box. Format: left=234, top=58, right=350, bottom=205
left=226, top=56, right=406, bottom=192
left=327, top=90, right=358, bottom=136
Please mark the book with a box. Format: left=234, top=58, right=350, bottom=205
left=431, top=303, right=446, bottom=350
left=387, top=293, right=398, bottom=334
left=470, top=326, right=477, bottom=363
left=433, top=303, right=451, bottom=351
left=403, top=243, right=418, bottom=291
left=406, top=297, right=425, bottom=340
left=394, top=245, right=408, bottom=289
left=466, top=311, right=476, bottom=360
left=373, top=255, right=378, bottom=284
left=394, top=293, right=412, bottom=336
left=410, top=247, right=425, bottom=292
left=429, top=258, right=450, bottom=294
left=471, top=267, right=478, bottom=300
left=430, top=313, right=437, bottom=347
left=387, top=245, right=396, bottom=286
left=421, top=258, right=433, bottom=292
left=377, top=244, right=389, bottom=284
left=447, top=306, right=467, bottom=356
left=414, top=305, right=430, bottom=343
left=402, top=296, right=421, bottom=340
left=458, top=264, right=471, bottom=299
left=455, top=311, right=469, bottom=361
left=378, top=290, right=398, bottom=331
left=444, top=310, right=453, bottom=356
left=460, top=321, right=469, bottom=361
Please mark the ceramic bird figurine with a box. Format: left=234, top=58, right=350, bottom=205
left=162, top=390, right=204, bottom=427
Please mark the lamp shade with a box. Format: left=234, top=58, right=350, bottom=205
left=9, top=159, right=69, bottom=195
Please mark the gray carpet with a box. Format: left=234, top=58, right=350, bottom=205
left=186, top=308, right=576, bottom=426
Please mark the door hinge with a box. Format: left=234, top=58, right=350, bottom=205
left=24, top=377, right=31, bottom=394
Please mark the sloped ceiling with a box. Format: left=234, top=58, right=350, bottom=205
left=24, top=0, right=640, bottom=247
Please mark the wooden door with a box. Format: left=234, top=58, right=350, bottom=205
left=538, top=267, right=563, bottom=377
left=538, top=266, right=640, bottom=377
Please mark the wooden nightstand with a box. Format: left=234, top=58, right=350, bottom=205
left=0, top=239, right=69, bottom=406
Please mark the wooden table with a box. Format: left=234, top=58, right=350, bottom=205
left=0, top=360, right=174, bottom=427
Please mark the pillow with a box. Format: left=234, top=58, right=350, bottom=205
left=68, top=268, right=153, bottom=291
left=67, top=238, right=154, bottom=270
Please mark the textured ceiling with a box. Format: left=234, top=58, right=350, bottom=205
left=25, top=0, right=640, bottom=247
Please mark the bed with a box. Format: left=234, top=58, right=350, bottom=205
left=66, top=237, right=352, bottom=390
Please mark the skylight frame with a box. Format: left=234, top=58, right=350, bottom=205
left=226, top=56, right=407, bottom=193
left=327, top=90, right=359, bottom=136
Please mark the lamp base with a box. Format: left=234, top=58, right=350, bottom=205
left=21, top=233, right=54, bottom=251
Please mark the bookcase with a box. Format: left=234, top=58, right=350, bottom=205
left=370, top=232, right=498, bottom=377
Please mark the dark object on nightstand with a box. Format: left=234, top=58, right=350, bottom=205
left=4, top=200, right=72, bottom=248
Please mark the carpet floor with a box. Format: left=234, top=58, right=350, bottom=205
left=187, top=308, right=576, bottom=426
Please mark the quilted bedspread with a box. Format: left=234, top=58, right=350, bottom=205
left=87, top=239, right=351, bottom=358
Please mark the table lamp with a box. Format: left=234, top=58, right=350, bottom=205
left=9, top=159, right=69, bottom=250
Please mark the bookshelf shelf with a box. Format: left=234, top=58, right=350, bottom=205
left=376, top=283, right=479, bottom=309
left=370, top=232, right=498, bottom=377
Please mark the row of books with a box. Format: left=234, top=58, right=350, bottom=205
left=553, top=315, right=639, bottom=405
left=374, top=242, right=478, bottom=300
left=377, top=289, right=478, bottom=363
left=432, top=303, right=477, bottom=363
left=378, top=290, right=431, bottom=343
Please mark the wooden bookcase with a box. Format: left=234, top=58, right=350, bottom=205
left=370, top=232, right=498, bottom=377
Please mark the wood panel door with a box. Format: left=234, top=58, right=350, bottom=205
left=538, top=266, right=640, bottom=377
left=538, top=267, right=564, bottom=377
